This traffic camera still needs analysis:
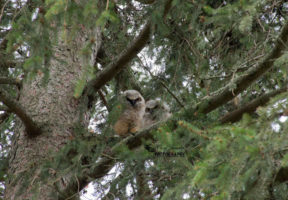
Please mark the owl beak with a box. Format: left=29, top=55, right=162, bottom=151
left=127, top=98, right=137, bottom=106
left=130, top=99, right=137, bottom=106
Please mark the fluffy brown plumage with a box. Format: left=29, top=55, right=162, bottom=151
left=113, top=90, right=145, bottom=136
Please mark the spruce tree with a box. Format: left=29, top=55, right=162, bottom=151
left=0, top=0, right=288, bottom=199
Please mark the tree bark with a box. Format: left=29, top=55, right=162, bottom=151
left=4, top=27, right=101, bottom=200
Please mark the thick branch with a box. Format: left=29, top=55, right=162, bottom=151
left=90, top=21, right=151, bottom=92
left=220, top=87, right=288, bottom=123
left=0, top=88, right=41, bottom=137
left=195, top=22, right=288, bottom=114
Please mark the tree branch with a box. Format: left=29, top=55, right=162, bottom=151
left=89, top=20, right=151, bottom=92
left=159, top=80, right=185, bottom=108
left=98, top=90, right=111, bottom=112
left=87, top=0, right=173, bottom=94
left=59, top=123, right=157, bottom=199
left=194, top=21, right=288, bottom=115
left=0, top=88, right=41, bottom=137
left=138, top=56, right=185, bottom=108
left=220, top=87, right=288, bottom=123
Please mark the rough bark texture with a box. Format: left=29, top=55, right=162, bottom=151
left=4, top=27, right=101, bottom=200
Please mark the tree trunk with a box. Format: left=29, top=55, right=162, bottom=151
left=4, top=27, right=101, bottom=200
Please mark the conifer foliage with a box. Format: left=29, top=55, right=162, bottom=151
left=0, top=0, right=288, bottom=199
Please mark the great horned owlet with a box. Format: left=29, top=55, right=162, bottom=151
left=113, top=90, right=145, bottom=136
left=143, top=99, right=171, bottom=127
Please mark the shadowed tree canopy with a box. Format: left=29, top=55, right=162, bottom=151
left=1, top=0, right=288, bottom=199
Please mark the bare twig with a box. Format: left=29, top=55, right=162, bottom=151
left=159, top=80, right=185, bottom=108
left=138, top=55, right=185, bottom=107
left=105, top=0, right=109, bottom=10
left=0, top=0, right=10, bottom=24
left=201, top=54, right=265, bottom=81
left=98, top=90, right=111, bottom=111
left=0, top=88, right=41, bottom=137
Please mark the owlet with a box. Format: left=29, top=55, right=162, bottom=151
left=143, top=99, right=171, bottom=127
left=113, top=90, right=145, bottom=136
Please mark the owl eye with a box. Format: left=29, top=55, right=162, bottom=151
left=146, top=108, right=151, bottom=112
left=135, top=97, right=141, bottom=101
left=154, top=105, right=159, bottom=109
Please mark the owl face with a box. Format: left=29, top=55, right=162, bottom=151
left=145, top=99, right=171, bottom=120
left=145, top=100, right=159, bottom=115
left=123, top=90, right=145, bottom=110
